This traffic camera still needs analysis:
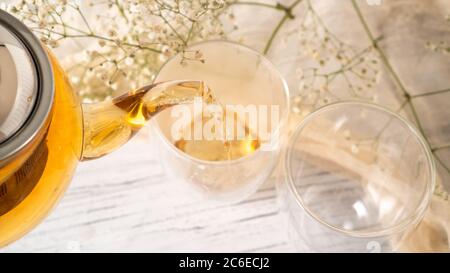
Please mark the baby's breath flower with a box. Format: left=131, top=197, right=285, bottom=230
left=294, top=0, right=380, bottom=110
left=8, top=0, right=230, bottom=102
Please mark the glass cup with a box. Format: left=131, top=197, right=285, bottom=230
left=152, top=41, right=290, bottom=204
left=277, top=101, right=436, bottom=252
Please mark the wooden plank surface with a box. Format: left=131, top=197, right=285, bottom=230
left=1, top=128, right=293, bottom=252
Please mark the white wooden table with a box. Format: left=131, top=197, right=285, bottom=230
left=1, top=128, right=293, bottom=252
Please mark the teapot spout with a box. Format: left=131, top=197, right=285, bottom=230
left=81, top=80, right=214, bottom=160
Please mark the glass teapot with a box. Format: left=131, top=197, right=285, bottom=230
left=0, top=10, right=213, bottom=247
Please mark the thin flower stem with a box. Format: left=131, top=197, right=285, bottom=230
left=114, top=0, right=129, bottom=23
left=350, top=1, right=409, bottom=100
left=232, top=1, right=304, bottom=54
left=412, top=88, right=450, bottom=98
left=350, top=0, right=422, bottom=128
left=232, top=1, right=281, bottom=10
left=263, top=0, right=303, bottom=54
left=69, top=3, right=94, bottom=34
left=408, top=99, right=425, bottom=133
left=432, top=144, right=450, bottom=152
left=351, top=0, right=450, bottom=176
left=436, top=155, right=450, bottom=173
left=305, top=0, right=352, bottom=50
left=264, top=15, right=289, bottom=54
left=327, top=44, right=377, bottom=80
left=186, top=21, right=196, bottom=44
left=373, top=98, right=409, bottom=141
left=36, top=28, right=163, bottom=54
left=158, top=14, right=188, bottom=45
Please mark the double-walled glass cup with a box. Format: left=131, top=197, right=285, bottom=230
left=153, top=41, right=290, bottom=204
left=277, top=101, right=435, bottom=252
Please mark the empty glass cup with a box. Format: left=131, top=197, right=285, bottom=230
left=277, top=101, right=436, bottom=252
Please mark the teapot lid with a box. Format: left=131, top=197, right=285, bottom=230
left=0, top=10, right=53, bottom=165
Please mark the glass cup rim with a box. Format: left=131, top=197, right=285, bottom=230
left=285, top=99, right=436, bottom=238
left=151, top=39, right=290, bottom=166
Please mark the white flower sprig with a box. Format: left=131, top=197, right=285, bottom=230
left=293, top=0, right=381, bottom=116
left=8, top=0, right=232, bottom=101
